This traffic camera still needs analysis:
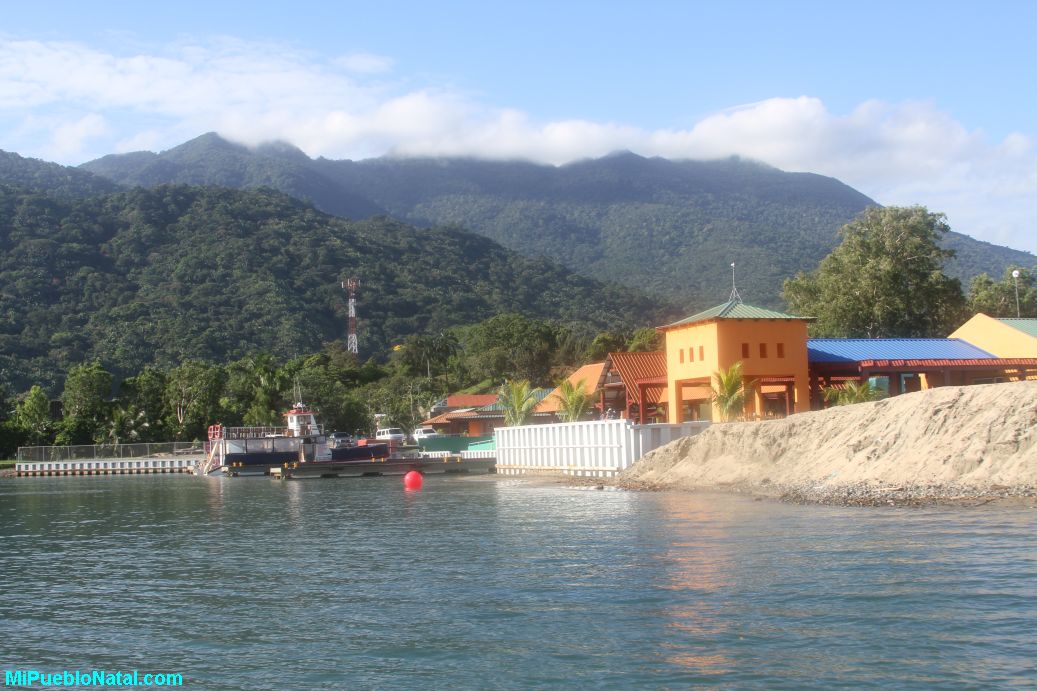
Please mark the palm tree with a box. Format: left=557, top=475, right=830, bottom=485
left=102, top=405, right=150, bottom=446
left=823, top=380, right=882, bottom=406
left=497, top=379, right=539, bottom=426
left=551, top=378, right=594, bottom=422
left=711, top=362, right=753, bottom=422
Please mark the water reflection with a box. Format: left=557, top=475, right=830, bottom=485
left=652, top=492, right=739, bottom=675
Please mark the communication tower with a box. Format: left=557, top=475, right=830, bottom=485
left=729, top=262, right=743, bottom=304
left=342, top=278, right=360, bottom=355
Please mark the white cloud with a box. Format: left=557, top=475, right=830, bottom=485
left=333, top=52, right=394, bottom=74
left=0, top=37, right=1035, bottom=255
left=46, top=112, right=109, bottom=159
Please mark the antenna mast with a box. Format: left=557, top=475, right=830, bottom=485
left=343, top=278, right=360, bottom=355
left=729, top=262, right=743, bottom=303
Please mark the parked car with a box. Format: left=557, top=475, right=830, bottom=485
left=375, top=427, right=406, bottom=444
left=328, top=431, right=355, bottom=448
left=411, top=427, right=440, bottom=443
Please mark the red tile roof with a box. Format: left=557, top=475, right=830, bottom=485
left=607, top=351, right=668, bottom=405
left=859, top=358, right=1037, bottom=368
left=445, top=394, right=498, bottom=408
left=422, top=410, right=467, bottom=425
left=536, top=362, right=607, bottom=413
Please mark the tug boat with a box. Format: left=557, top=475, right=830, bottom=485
left=199, top=403, right=390, bottom=476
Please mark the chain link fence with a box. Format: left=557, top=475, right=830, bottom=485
left=17, top=442, right=205, bottom=463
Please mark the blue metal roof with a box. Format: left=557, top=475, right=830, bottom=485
left=807, top=338, right=996, bottom=363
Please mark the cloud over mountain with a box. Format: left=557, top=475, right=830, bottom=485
left=1, top=36, right=1035, bottom=252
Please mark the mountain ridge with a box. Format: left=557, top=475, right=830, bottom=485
left=80, top=133, right=1035, bottom=309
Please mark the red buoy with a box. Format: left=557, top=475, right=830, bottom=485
left=403, top=470, right=424, bottom=491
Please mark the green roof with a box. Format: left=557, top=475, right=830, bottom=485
left=478, top=388, right=552, bottom=412
left=661, top=300, right=808, bottom=329
left=998, top=318, right=1037, bottom=338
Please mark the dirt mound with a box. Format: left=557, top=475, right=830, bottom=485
left=620, top=381, right=1037, bottom=504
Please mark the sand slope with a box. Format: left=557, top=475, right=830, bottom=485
left=621, top=381, right=1037, bottom=495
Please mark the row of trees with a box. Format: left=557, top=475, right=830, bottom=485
left=0, top=314, right=662, bottom=457
left=783, top=206, right=1037, bottom=337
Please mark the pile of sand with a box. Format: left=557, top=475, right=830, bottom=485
left=620, top=381, right=1037, bottom=502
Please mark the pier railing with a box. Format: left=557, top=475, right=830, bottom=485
left=494, top=418, right=709, bottom=477
left=17, top=442, right=204, bottom=463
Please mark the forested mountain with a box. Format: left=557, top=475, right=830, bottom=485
left=0, top=183, right=667, bottom=393
left=81, top=134, right=1036, bottom=309
left=83, top=133, right=385, bottom=220
left=1, top=150, right=119, bottom=198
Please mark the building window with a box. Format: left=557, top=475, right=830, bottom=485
left=699, top=345, right=704, bottom=360
left=679, top=349, right=684, bottom=363
left=742, top=343, right=750, bottom=358
left=689, top=347, right=695, bottom=362
left=759, top=343, right=767, bottom=358
left=777, top=343, right=785, bottom=358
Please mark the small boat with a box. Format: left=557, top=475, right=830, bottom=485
left=199, top=403, right=390, bottom=476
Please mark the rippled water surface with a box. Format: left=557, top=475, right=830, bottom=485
left=2, top=475, right=1036, bottom=688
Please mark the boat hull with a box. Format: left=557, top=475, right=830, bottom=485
left=328, top=443, right=391, bottom=462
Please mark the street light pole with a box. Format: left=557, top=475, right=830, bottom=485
left=1012, top=269, right=1021, bottom=318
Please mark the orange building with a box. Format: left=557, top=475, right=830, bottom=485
left=657, top=300, right=812, bottom=423
left=533, top=357, right=670, bottom=423
left=425, top=308, right=1037, bottom=432
left=422, top=390, right=555, bottom=435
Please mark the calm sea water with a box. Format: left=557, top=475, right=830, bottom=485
left=1, top=475, right=1035, bottom=689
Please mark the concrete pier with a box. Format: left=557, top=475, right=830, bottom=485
left=15, top=457, right=201, bottom=477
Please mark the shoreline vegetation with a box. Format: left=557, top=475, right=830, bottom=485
left=611, top=381, right=1037, bottom=508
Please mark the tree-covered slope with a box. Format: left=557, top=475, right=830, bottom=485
left=1, top=150, right=119, bottom=198
left=322, top=153, right=1035, bottom=309
left=83, top=133, right=385, bottom=220
left=80, top=134, right=1037, bottom=310
left=0, top=184, right=669, bottom=393
left=320, top=153, right=875, bottom=308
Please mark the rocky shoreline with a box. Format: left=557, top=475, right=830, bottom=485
left=611, top=477, right=1037, bottom=508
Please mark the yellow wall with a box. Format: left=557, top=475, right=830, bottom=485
left=665, top=319, right=811, bottom=422
left=949, top=314, right=1037, bottom=358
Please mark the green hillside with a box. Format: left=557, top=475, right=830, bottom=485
left=81, top=134, right=1036, bottom=310
left=83, top=133, right=385, bottom=220
left=0, top=183, right=668, bottom=393
left=1, top=150, right=119, bottom=198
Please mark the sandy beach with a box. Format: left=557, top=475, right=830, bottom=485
left=616, top=381, right=1037, bottom=507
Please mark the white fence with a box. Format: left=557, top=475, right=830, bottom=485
left=494, top=419, right=709, bottom=477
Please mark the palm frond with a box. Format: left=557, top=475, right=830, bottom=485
left=710, top=361, right=754, bottom=422
left=551, top=378, right=594, bottom=422
left=498, top=379, right=539, bottom=426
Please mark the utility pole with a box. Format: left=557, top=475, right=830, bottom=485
left=342, top=278, right=359, bottom=355
left=1012, top=270, right=1021, bottom=318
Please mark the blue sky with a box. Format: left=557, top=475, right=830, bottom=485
left=3, top=1, right=1036, bottom=254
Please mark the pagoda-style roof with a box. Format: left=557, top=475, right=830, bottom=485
left=658, top=300, right=811, bottom=331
